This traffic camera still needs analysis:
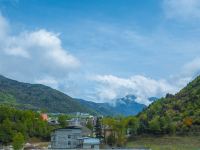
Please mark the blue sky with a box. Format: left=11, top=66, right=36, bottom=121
left=0, top=0, right=200, bottom=104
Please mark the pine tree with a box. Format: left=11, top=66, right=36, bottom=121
left=94, top=117, right=103, bottom=139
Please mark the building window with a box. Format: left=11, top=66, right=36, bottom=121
left=91, top=145, right=94, bottom=148
left=73, top=141, right=76, bottom=145
left=68, top=141, right=71, bottom=145
left=52, top=136, right=56, bottom=141
left=68, top=135, right=71, bottom=139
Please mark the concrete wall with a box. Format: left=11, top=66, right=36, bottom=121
left=83, top=144, right=99, bottom=149
left=51, top=128, right=82, bottom=149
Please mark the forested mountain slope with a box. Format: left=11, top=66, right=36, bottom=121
left=138, top=76, right=200, bottom=134
left=0, top=75, right=92, bottom=113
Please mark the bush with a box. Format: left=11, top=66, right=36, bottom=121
left=12, top=132, right=24, bottom=150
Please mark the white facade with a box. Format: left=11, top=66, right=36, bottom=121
left=51, top=126, right=82, bottom=149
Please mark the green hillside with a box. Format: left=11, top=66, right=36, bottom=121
left=0, top=75, right=92, bottom=113
left=137, top=76, right=200, bottom=134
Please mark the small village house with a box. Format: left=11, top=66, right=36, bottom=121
left=51, top=126, right=82, bottom=149
left=40, top=113, right=48, bottom=121
left=50, top=126, right=98, bottom=149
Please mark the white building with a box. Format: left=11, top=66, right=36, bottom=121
left=50, top=126, right=97, bottom=149
left=50, top=126, right=82, bottom=149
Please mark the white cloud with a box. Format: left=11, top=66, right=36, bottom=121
left=35, top=76, right=59, bottom=89
left=182, top=57, right=200, bottom=77
left=163, top=0, right=200, bottom=20
left=0, top=13, right=80, bottom=82
left=171, top=57, right=200, bottom=88
left=90, top=57, right=200, bottom=105
left=91, top=75, right=178, bottom=105
left=3, top=29, right=80, bottom=68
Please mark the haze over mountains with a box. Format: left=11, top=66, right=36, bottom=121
left=77, top=95, right=157, bottom=116
left=0, top=74, right=156, bottom=116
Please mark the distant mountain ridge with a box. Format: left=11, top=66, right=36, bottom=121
left=0, top=74, right=157, bottom=116
left=76, top=95, right=158, bottom=116
left=0, top=75, right=92, bottom=113
left=113, top=95, right=156, bottom=115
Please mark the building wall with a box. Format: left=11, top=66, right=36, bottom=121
left=83, top=144, right=99, bottom=149
left=40, top=113, right=48, bottom=121
left=51, top=129, right=82, bottom=149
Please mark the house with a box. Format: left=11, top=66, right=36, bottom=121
left=68, top=118, right=82, bottom=126
left=78, top=137, right=100, bottom=149
left=48, top=117, right=59, bottom=125
left=50, top=126, right=98, bottom=149
left=40, top=113, right=48, bottom=121
left=48, top=119, right=59, bottom=125
left=75, top=112, right=93, bottom=118
left=68, top=117, right=91, bottom=127
left=50, top=126, right=82, bottom=149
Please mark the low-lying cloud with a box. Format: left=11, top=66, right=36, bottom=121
left=90, top=57, right=200, bottom=105
left=91, top=75, right=178, bottom=105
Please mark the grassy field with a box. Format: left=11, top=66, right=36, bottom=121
left=126, top=135, right=200, bottom=150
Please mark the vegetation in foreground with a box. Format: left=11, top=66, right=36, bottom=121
left=137, top=75, right=200, bottom=135
left=0, top=105, right=52, bottom=147
left=126, top=135, right=200, bottom=150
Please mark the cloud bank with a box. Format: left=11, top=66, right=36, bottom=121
left=91, top=75, right=177, bottom=105
left=90, top=57, right=200, bottom=105
left=0, top=13, right=80, bottom=84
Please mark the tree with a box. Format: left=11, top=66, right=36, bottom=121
left=167, top=122, right=176, bottom=134
left=183, top=117, right=193, bottom=127
left=12, top=132, right=24, bottom=150
left=116, top=133, right=126, bottom=147
left=148, top=116, right=160, bottom=134
left=126, top=117, right=139, bottom=136
left=58, top=115, right=69, bottom=128
left=86, top=120, right=93, bottom=130
left=95, top=117, right=103, bottom=139
left=114, top=119, right=127, bottom=147
left=106, top=134, right=116, bottom=146
left=0, top=118, right=13, bottom=144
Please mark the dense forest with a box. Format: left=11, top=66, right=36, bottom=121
left=0, top=105, right=52, bottom=145
left=137, top=76, right=200, bottom=135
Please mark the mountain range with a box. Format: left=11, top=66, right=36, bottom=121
left=0, top=75, right=92, bottom=113
left=0, top=74, right=156, bottom=116
left=77, top=95, right=157, bottom=116
left=0, top=73, right=199, bottom=134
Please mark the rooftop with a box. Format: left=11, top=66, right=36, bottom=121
left=78, top=137, right=100, bottom=145
left=54, top=126, right=82, bottom=131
